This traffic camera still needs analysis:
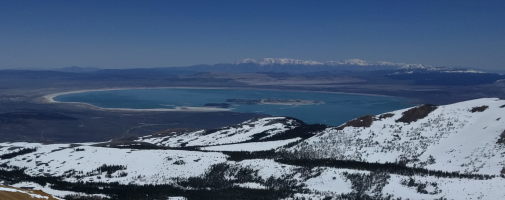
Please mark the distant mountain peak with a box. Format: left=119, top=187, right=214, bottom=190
left=376, top=61, right=430, bottom=69
left=236, top=57, right=486, bottom=73
left=332, top=58, right=369, bottom=66
left=238, top=57, right=417, bottom=67
left=238, top=58, right=324, bottom=66
left=52, top=66, right=101, bottom=73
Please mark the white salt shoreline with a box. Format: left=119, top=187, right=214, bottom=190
left=41, top=86, right=401, bottom=112
left=42, top=87, right=233, bottom=112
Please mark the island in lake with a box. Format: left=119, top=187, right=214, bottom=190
left=203, top=103, right=232, bottom=108
left=225, top=98, right=324, bottom=106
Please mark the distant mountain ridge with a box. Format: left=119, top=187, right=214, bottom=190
left=1, top=57, right=504, bottom=104
left=20, top=58, right=488, bottom=74
left=237, top=58, right=422, bottom=68
left=235, top=58, right=486, bottom=73
left=0, top=58, right=494, bottom=76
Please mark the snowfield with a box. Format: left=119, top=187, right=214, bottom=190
left=0, top=98, right=504, bottom=199
left=287, top=98, right=505, bottom=175
left=199, top=138, right=301, bottom=152
left=382, top=175, right=505, bottom=200
left=0, top=143, right=228, bottom=185
left=136, top=117, right=301, bottom=147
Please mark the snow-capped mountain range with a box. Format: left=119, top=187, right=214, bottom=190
left=237, top=58, right=408, bottom=67
left=0, top=98, right=504, bottom=199
left=236, top=58, right=483, bottom=73
left=236, top=58, right=486, bottom=73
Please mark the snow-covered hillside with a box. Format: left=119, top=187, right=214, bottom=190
left=136, top=117, right=307, bottom=151
left=0, top=143, right=227, bottom=185
left=0, top=98, right=504, bottom=199
left=287, top=98, right=505, bottom=175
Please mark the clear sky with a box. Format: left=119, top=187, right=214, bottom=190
left=1, top=0, right=504, bottom=71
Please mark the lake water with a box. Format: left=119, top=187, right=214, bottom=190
left=55, top=88, right=412, bottom=126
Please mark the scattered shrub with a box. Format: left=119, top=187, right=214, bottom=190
left=89, top=164, right=127, bottom=176
left=343, top=171, right=390, bottom=198
left=173, top=160, right=185, bottom=165
left=337, top=115, right=374, bottom=130
left=470, top=105, right=489, bottom=113
left=396, top=105, right=437, bottom=123
left=497, top=130, right=505, bottom=144
left=180, top=163, right=233, bottom=189
left=378, top=113, right=395, bottom=120
left=401, top=177, right=441, bottom=195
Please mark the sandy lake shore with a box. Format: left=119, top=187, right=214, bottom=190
left=42, top=87, right=233, bottom=112
left=41, top=86, right=397, bottom=112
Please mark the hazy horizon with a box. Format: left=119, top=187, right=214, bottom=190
left=1, top=0, right=504, bottom=71
left=4, top=58, right=505, bottom=74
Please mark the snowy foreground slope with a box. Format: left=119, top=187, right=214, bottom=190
left=0, top=98, right=504, bottom=200
left=287, top=98, right=505, bottom=175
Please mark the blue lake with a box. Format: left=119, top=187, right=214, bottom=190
left=55, top=88, right=413, bottom=126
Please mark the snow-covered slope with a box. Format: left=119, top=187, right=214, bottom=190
left=136, top=117, right=304, bottom=151
left=220, top=159, right=505, bottom=200
left=199, top=138, right=301, bottom=152
left=0, top=98, right=504, bottom=199
left=287, top=98, right=505, bottom=175
left=0, top=142, right=227, bottom=185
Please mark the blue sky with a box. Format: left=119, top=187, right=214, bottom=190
left=0, top=0, right=504, bottom=71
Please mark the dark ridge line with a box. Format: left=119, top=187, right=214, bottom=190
left=0, top=148, right=38, bottom=159
left=276, top=159, right=498, bottom=180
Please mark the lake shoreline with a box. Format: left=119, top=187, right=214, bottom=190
left=42, top=86, right=410, bottom=113
left=42, top=87, right=235, bottom=112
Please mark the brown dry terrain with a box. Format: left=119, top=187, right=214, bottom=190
left=0, top=185, right=58, bottom=200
